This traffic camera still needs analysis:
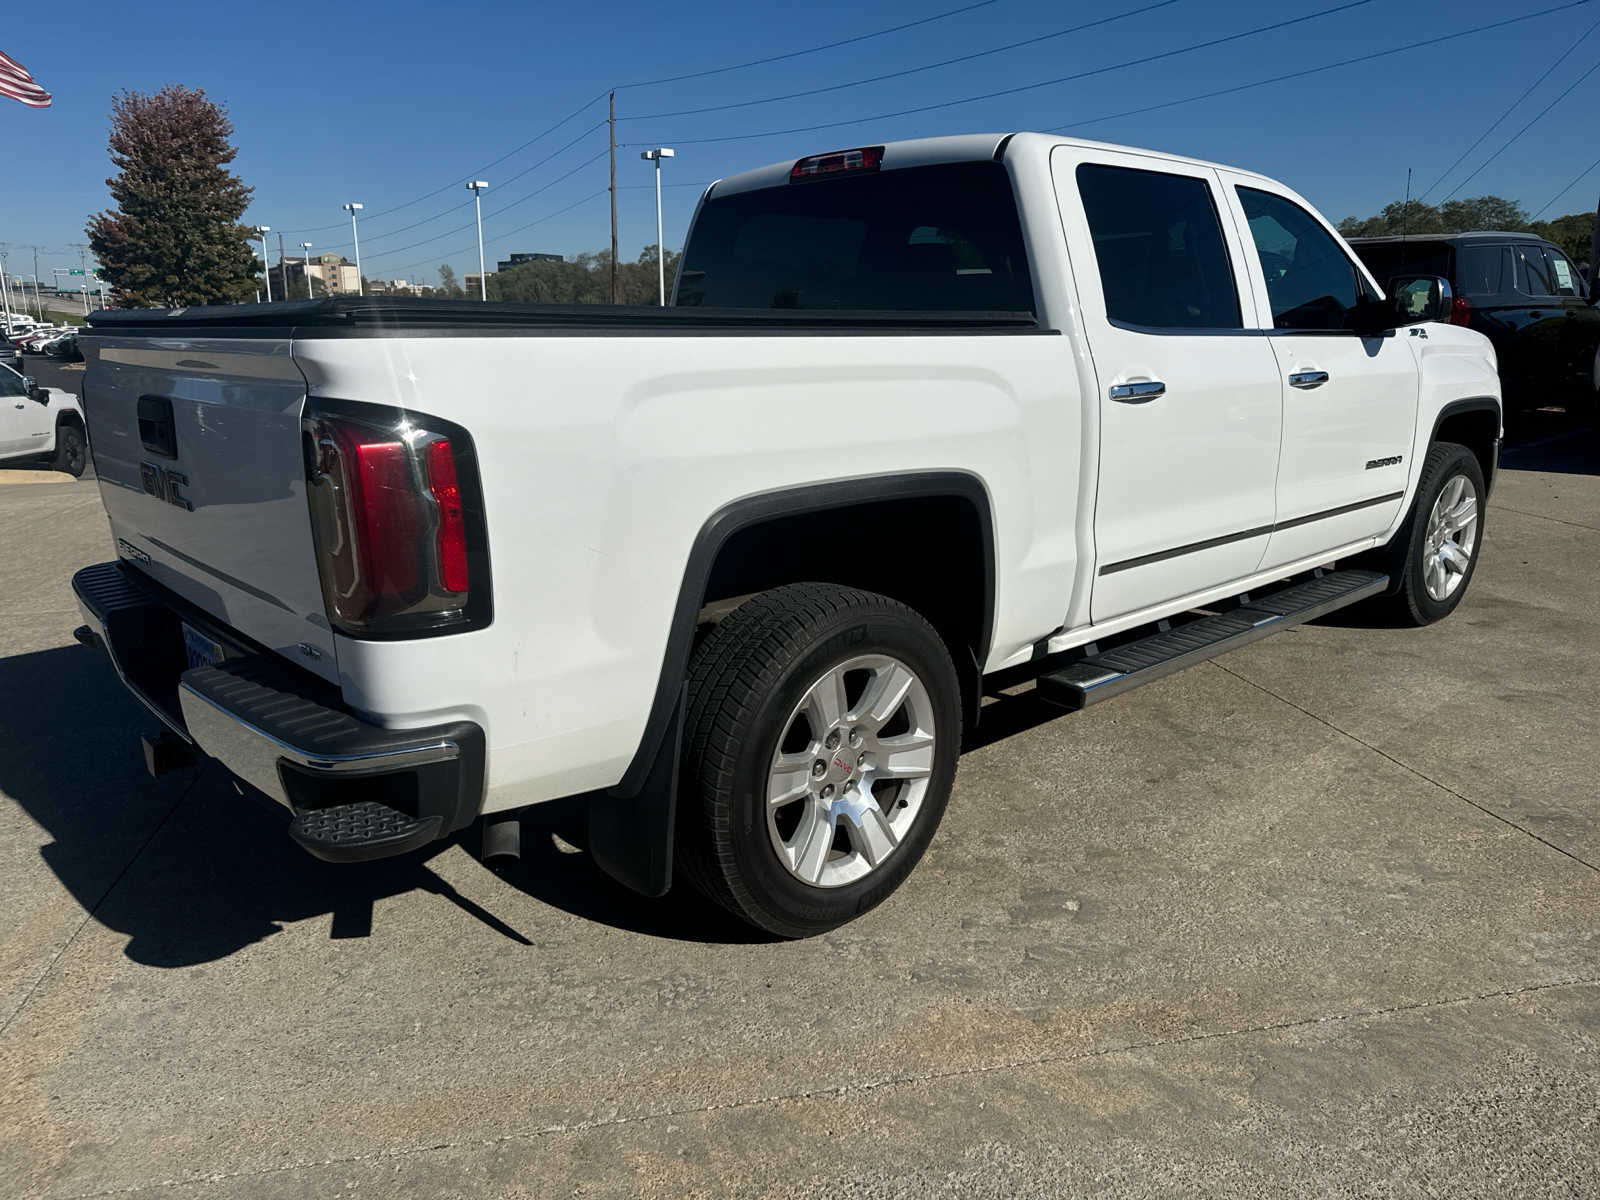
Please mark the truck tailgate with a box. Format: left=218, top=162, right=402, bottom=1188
left=83, top=335, right=338, bottom=683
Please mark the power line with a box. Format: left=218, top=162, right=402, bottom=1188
left=1534, top=153, right=1600, bottom=218
left=362, top=149, right=609, bottom=266
left=613, top=0, right=998, bottom=89
left=1439, top=52, right=1600, bottom=203
left=627, top=0, right=1185, bottom=121
left=349, top=121, right=607, bottom=250
left=372, top=189, right=612, bottom=282
left=641, top=0, right=1379, bottom=146
left=1056, top=3, right=1592, bottom=139
left=267, top=1, right=996, bottom=238
left=1420, top=14, right=1600, bottom=200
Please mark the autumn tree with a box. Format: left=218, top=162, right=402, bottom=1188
left=87, top=85, right=260, bottom=308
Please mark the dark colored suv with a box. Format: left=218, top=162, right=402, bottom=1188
left=1349, top=232, right=1599, bottom=430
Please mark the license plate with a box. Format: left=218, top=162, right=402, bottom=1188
left=182, top=622, right=224, bottom=671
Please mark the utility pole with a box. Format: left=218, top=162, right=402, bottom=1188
left=70, top=243, right=89, bottom=313
left=30, top=246, right=42, bottom=318
left=609, top=90, right=619, bottom=304
left=0, top=245, right=13, bottom=333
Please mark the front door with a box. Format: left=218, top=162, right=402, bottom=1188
left=1051, top=147, right=1283, bottom=623
left=0, top=366, right=47, bottom=456
left=1223, top=181, right=1418, bottom=570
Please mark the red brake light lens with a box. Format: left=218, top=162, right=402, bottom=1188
left=426, top=438, right=469, bottom=595
left=1449, top=295, right=1472, bottom=326
left=789, top=146, right=884, bottom=181
left=303, top=402, right=488, bottom=638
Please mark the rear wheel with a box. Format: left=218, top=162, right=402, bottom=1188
left=1372, top=441, right=1485, bottom=626
left=53, top=424, right=86, bottom=477
left=676, top=584, right=962, bottom=937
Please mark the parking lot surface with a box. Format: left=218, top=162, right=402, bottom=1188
left=1, top=407, right=1596, bottom=1198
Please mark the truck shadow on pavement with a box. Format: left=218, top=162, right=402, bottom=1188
left=0, top=644, right=765, bottom=968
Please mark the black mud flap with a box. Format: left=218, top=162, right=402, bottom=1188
left=586, top=687, right=682, bottom=897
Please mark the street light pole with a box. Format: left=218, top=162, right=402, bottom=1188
left=466, top=181, right=489, bottom=300
left=256, top=226, right=272, bottom=301
left=343, top=203, right=364, bottom=295
left=301, top=242, right=314, bottom=299
left=639, top=148, right=675, bottom=305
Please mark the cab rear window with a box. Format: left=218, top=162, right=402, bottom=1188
left=675, top=162, right=1034, bottom=312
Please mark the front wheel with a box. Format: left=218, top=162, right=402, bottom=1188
left=1374, top=441, right=1486, bottom=626
left=676, top=583, right=962, bottom=938
left=53, top=424, right=86, bottom=477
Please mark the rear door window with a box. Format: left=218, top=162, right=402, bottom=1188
left=1456, top=244, right=1514, bottom=297
left=1516, top=244, right=1556, bottom=297
left=1075, top=163, right=1241, bottom=330
left=675, top=161, right=1034, bottom=312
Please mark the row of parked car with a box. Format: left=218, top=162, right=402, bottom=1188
left=3, top=324, right=82, bottom=363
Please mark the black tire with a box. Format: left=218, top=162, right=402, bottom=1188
left=1370, top=441, right=1486, bottom=626
left=676, top=583, right=962, bottom=938
left=53, top=423, right=86, bottom=477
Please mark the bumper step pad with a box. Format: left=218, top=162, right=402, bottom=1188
left=1036, top=569, right=1387, bottom=711
left=289, top=801, right=443, bottom=863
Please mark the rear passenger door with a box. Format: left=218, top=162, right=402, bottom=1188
left=1051, top=147, right=1283, bottom=624
left=1222, top=179, right=1417, bottom=572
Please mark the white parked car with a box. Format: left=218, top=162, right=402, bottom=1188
left=72, top=133, right=1499, bottom=935
left=0, top=363, right=87, bottom=475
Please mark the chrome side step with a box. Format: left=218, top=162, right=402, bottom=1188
left=1035, top=569, right=1388, bottom=711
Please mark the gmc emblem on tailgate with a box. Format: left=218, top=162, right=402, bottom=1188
left=140, top=462, right=194, bottom=511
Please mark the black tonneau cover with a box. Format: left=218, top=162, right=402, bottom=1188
left=86, top=297, right=1042, bottom=336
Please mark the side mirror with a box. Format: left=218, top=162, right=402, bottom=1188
left=1389, top=274, right=1453, bottom=325
left=22, top=376, right=45, bottom=402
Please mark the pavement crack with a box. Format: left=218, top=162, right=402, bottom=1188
left=1211, top=660, right=1600, bottom=877
left=1491, top=503, right=1600, bottom=534
left=56, top=975, right=1600, bottom=1198
left=0, top=768, right=203, bottom=1042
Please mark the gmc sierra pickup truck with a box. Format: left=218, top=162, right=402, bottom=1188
left=73, top=133, right=1500, bottom=936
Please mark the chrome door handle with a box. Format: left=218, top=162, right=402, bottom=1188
left=1109, top=380, right=1166, bottom=403
left=1288, top=371, right=1329, bottom=390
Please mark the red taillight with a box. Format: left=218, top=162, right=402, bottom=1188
left=304, top=403, right=485, bottom=637
left=790, top=145, right=884, bottom=181
left=1449, top=295, right=1472, bottom=326
left=426, top=438, right=469, bottom=595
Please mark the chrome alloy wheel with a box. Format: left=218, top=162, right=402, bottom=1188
left=766, top=654, right=937, bottom=889
left=1422, top=473, right=1479, bottom=602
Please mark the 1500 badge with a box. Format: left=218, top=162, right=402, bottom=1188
left=140, top=462, right=193, bottom=510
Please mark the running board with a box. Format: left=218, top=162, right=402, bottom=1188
left=1035, top=569, right=1387, bottom=711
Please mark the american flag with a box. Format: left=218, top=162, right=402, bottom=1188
left=0, top=50, right=51, bottom=108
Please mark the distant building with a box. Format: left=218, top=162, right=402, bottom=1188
left=496, top=252, right=562, bottom=272
left=268, top=252, right=360, bottom=297
left=465, top=273, right=487, bottom=296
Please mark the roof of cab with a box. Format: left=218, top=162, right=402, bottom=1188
left=704, top=131, right=1281, bottom=198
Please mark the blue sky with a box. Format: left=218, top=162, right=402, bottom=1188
left=3, top=0, right=1597, bottom=289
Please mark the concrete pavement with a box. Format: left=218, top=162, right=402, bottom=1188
left=1, top=429, right=1596, bottom=1198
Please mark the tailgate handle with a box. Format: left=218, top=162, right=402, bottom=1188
left=137, top=395, right=178, bottom=459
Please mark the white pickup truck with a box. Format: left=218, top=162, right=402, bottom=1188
left=1, top=363, right=88, bottom=476
left=73, top=133, right=1500, bottom=936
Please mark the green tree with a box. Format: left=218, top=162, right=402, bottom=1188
left=486, top=247, right=681, bottom=304
left=436, top=264, right=465, bottom=298
left=1528, top=212, right=1596, bottom=264
left=87, top=85, right=260, bottom=307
